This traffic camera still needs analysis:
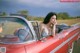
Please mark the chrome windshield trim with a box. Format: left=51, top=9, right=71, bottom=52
left=0, top=16, right=37, bottom=43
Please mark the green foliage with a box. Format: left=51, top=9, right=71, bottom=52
left=0, top=10, right=80, bottom=21
left=77, top=16, right=80, bottom=18
left=26, top=16, right=44, bottom=21
left=73, top=39, right=80, bottom=53
left=32, top=17, right=43, bottom=21
left=17, top=10, right=28, bottom=15
left=0, top=12, right=7, bottom=16
left=57, top=12, right=70, bottom=20
left=17, top=10, right=29, bottom=19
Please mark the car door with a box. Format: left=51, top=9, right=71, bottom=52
left=25, top=21, right=80, bottom=53
left=0, top=16, right=37, bottom=53
left=25, top=21, right=62, bottom=53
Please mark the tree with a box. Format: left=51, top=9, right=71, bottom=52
left=57, top=12, right=70, bottom=19
left=77, top=16, right=80, bottom=18
left=0, top=12, right=7, bottom=16
left=17, top=10, right=30, bottom=20
left=3, top=12, right=7, bottom=16
left=17, top=10, right=28, bottom=15
left=17, top=10, right=29, bottom=19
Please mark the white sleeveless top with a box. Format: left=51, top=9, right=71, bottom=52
left=41, top=25, right=51, bottom=37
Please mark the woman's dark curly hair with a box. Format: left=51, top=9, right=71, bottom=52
left=43, top=12, right=57, bottom=24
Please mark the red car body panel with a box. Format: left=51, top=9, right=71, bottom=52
left=0, top=16, right=80, bottom=53
left=0, top=25, right=80, bottom=53
left=0, top=44, right=26, bottom=53
left=26, top=26, right=80, bottom=53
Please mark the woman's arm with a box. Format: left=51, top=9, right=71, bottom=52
left=52, top=20, right=57, bottom=37
left=52, top=24, right=56, bottom=37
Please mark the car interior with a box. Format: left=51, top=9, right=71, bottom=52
left=31, top=21, right=71, bottom=40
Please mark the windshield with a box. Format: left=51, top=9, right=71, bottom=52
left=0, top=17, right=33, bottom=44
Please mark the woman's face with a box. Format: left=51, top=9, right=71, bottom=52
left=50, top=15, right=57, bottom=24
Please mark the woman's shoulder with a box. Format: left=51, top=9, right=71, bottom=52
left=40, top=23, right=45, bottom=26
left=40, top=23, right=46, bottom=28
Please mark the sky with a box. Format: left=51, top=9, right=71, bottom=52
left=0, top=0, right=80, bottom=17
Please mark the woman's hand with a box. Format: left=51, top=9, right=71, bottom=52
left=52, top=20, right=57, bottom=25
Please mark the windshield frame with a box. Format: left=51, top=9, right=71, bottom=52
left=0, top=16, right=37, bottom=44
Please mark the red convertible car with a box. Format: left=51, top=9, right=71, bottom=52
left=0, top=16, right=80, bottom=53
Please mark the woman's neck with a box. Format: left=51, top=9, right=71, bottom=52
left=46, top=22, right=52, bottom=28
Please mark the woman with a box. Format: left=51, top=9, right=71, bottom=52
left=40, top=12, right=57, bottom=38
